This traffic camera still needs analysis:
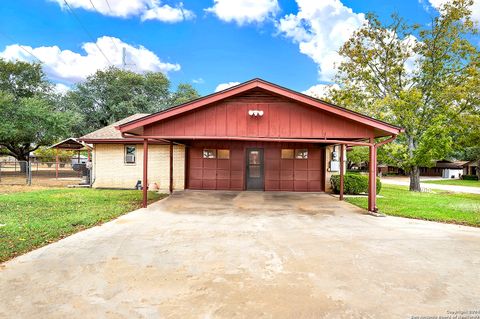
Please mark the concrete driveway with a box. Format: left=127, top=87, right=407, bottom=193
left=1, top=191, right=480, bottom=318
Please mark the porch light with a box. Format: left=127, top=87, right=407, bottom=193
left=248, top=110, right=264, bottom=117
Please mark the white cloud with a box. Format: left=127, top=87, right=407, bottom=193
left=192, top=78, right=205, bottom=84
left=428, top=0, right=480, bottom=23
left=53, top=83, right=72, bottom=95
left=0, top=36, right=181, bottom=83
left=50, top=0, right=195, bottom=22
left=277, top=0, right=366, bottom=81
left=205, top=0, right=279, bottom=25
left=141, top=3, right=195, bottom=22
left=303, top=83, right=339, bottom=99
left=215, top=82, right=240, bottom=92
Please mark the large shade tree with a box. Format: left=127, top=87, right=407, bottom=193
left=455, top=113, right=480, bottom=178
left=331, top=0, right=480, bottom=191
left=63, top=67, right=200, bottom=135
left=0, top=59, right=77, bottom=168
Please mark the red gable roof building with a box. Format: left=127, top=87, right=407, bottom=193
left=81, top=79, right=403, bottom=212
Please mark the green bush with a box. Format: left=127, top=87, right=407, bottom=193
left=330, top=173, right=382, bottom=195
left=462, top=175, right=479, bottom=181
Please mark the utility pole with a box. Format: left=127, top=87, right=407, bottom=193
left=122, top=47, right=135, bottom=70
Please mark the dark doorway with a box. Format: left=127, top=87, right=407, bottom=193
left=246, top=148, right=264, bottom=190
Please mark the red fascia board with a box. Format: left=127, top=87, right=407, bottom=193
left=78, top=138, right=168, bottom=144
left=118, top=79, right=403, bottom=135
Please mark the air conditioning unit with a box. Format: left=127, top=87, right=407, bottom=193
left=125, top=154, right=135, bottom=163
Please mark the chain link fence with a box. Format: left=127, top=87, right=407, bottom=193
left=0, top=160, right=90, bottom=187
left=0, top=161, right=29, bottom=185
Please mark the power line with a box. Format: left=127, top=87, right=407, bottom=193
left=88, top=0, right=119, bottom=54
left=88, top=0, right=98, bottom=11
left=0, top=30, right=43, bottom=63
left=62, top=0, right=113, bottom=66
left=104, top=0, right=113, bottom=12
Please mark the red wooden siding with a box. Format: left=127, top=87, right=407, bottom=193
left=144, top=89, right=375, bottom=139
left=187, top=141, right=325, bottom=192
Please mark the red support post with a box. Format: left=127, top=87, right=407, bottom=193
left=368, top=137, right=377, bottom=212
left=55, top=148, right=59, bottom=179
left=77, top=150, right=81, bottom=177
left=142, top=139, right=148, bottom=208
left=339, top=144, right=345, bottom=201
left=169, top=142, right=173, bottom=194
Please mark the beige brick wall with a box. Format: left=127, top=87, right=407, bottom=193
left=324, top=145, right=346, bottom=192
left=325, top=145, right=334, bottom=192
left=92, top=143, right=185, bottom=192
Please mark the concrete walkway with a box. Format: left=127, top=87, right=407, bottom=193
left=1, top=191, right=480, bottom=318
left=382, top=176, right=480, bottom=194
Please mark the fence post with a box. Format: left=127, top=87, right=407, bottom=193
left=27, top=161, right=32, bottom=185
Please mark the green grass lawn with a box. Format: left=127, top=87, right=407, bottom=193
left=346, top=185, right=480, bottom=227
left=0, top=188, right=164, bottom=262
left=423, top=179, right=480, bottom=187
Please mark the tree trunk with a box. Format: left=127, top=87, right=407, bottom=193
left=409, top=166, right=421, bottom=192
left=15, top=154, right=29, bottom=173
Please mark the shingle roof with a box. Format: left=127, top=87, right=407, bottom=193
left=435, top=160, right=469, bottom=169
left=80, top=113, right=149, bottom=140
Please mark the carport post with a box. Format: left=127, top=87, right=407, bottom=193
left=143, top=139, right=148, bottom=208
left=339, top=144, right=345, bottom=201
left=169, top=142, right=173, bottom=194
left=368, top=138, right=377, bottom=212
left=55, top=148, right=59, bottom=179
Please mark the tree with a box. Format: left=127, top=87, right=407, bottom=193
left=455, top=113, right=480, bottom=178
left=0, top=59, right=49, bottom=98
left=347, top=146, right=369, bottom=170
left=65, top=67, right=200, bottom=135
left=0, top=59, right=77, bottom=170
left=331, top=0, right=480, bottom=191
left=34, top=147, right=75, bottom=163
left=171, top=83, right=200, bottom=105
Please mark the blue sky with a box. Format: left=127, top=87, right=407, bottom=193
left=0, top=0, right=464, bottom=96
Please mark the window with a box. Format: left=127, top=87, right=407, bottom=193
left=217, top=149, right=230, bottom=159
left=295, top=149, right=308, bottom=159
left=203, top=149, right=217, bottom=158
left=125, top=145, right=136, bottom=164
left=281, top=149, right=294, bottom=159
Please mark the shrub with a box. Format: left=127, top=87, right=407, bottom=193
left=330, top=173, right=382, bottom=195
left=462, top=175, right=479, bottom=181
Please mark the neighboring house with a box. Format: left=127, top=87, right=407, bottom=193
left=420, top=160, right=467, bottom=178
left=463, top=160, right=478, bottom=176
left=79, top=79, right=402, bottom=210
left=378, top=160, right=467, bottom=178
left=71, top=155, right=88, bottom=165
left=377, top=164, right=405, bottom=176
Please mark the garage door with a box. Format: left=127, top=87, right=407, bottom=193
left=187, top=147, right=244, bottom=190
left=188, top=145, right=325, bottom=192
left=264, top=148, right=324, bottom=192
